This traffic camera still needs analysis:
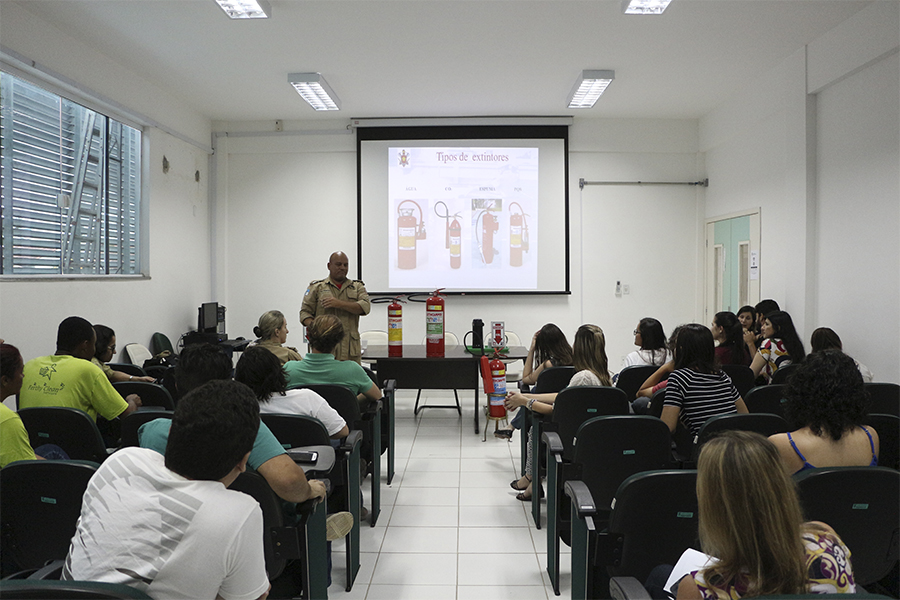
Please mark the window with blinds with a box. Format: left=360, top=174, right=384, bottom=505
left=0, top=71, right=142, bottom=275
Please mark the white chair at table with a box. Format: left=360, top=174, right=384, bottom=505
left=360, top=330, right=388, bottom=373
left=415, top=332, right=461, bottom=415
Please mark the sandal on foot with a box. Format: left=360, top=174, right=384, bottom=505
left=494, top=428, right=513, bottom=440
left=510, top=474, right=531, bottom=491
left=516, top=491, right=532, bottom=501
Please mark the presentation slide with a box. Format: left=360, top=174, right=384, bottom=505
left=358, top=126, right=569, bottom=295
left=388, top=146, right=538, bottom=290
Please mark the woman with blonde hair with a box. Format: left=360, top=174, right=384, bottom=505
left=677, top=430, right=855, bottom=599
left=252, top=310, right=302, bottom=364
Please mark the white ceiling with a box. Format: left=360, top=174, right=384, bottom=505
left=14, top=0, right=871, bottom=123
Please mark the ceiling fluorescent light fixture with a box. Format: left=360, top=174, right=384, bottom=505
left=622, top=0, right=673, bottom=15
left=567, top=70, right=615, bottom=109
left=288, top=73, right=341, bottom=111
left=215, top=0, right=271, bottom=19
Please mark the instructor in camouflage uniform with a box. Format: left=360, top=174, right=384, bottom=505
left=300, top=251, right=371, bottom=363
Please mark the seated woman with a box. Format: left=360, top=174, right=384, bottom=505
left=749, top=310, right=806, bottom=384
left=504, top=324, right=613, bottom=500
left=660, top=324, right=748, bottom=437
left=494, top=323, right=573, bottom=440
left=676, top=430, right=855, bottom=599
left=1, top=343, right=67, bottom=465
left=622, top=317, right=670, bottom=370
left=810, top=327, right=874, bottom=382
left=737, top=304, right=760, bottom=351
left=711, top=311, right=752, bottom=366
left=768, top=349, right=878, bottom=474
left=92, top=325, right=155, bottom=382
left=252, top=310, right=303, bottom=364
left=235, top=346, right=349, bottom=439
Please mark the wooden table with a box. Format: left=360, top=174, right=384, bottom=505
left=363, top=344, right=528, bottom=434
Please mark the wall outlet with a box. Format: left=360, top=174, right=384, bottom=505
left=623, top=284, right=630, bottom=295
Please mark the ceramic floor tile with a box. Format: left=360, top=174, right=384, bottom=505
left=460, top=471, right=518, bottom=488
left=459, top=504, right=531, bottom=527
left=412, top=437, right=462, bottom=449
left=366, top=584, right=458, bottom=600
left=462, top=444, right=514, bottom=458
left=460, top=456, right=517, bottom=472
left=369, top=552, right=458, bottom=585
left=458, top=526, right=537, bottom=553
left=328, top=551, right=379, bottom=587
left=457, top=552, right=545, bottom=586
left=459, top=487, right=519, bottom=506
left=400, top=470, right=460, bottom=488
left=380, top=526, right=458, bottom=553
left=457, top=585, right=550, bottom=600
left=407, top=445, right=462, bottom=458
left=405, top=457, right=461, bottom=472
left=388, top=504, right=459, bottom=527
left=394, top=486, right=459, bottom=506
left=529, top=524, right=570, bottom=554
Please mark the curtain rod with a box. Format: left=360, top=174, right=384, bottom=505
left=579, top=178, right=708, bottom=189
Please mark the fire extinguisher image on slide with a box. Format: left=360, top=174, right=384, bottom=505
left=475, top=209, right=500, bottom=265
left=397, top=200, right=427, bottom=270
left=508, top=202, right=530, bottom=267
left=434, top=201, right=462, bottom=269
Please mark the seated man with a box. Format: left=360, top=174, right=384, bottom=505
left=63, top=380, right=270, bottom=600
left=19, top=316, right=140, bottom=420
left=139, top=343, right=327, bottom=505
left=284, top=315, right=383, bottom=409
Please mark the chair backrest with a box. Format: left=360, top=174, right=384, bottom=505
left=505, top=330, right=521, bottom=347
left=794, top=466, right=900, bottom=585
left=17, top=407, right=108, bottom=463
left=360, top=330, right=388, bottom=345
left=694, top=413, right=789, bottom=457
left=743, top=384, right=787, bottom=417
left=260, top=414, right=331, bottom=449
left=150, top=332, right=175, bottom=356
left=648, top=387, right=666, bottom=418
left=119, top=410, right=173, bottom=448
left=615, top=365, right=659, bottom=402
left=296, top=384, right=362, bottom=426
left=227, top=471, right=291, bottom=580
left=863, top=413, right=899, bottom=470
left=0, top=460, right=98, bottom=573
left=720, top=364, right=756, bottom=399
left=866, top=382, right=900, bottom=417
left=106, top=363, right=147, bottom=378
left=123, top=343, right=153, bottom=366
left=770, top=362, right=799, bottom=384
left=606, top=470, right=699, bottom=584
left=445, top=331, right=460, bottom=348
left=533, top=366, right=576, bottom=394
left=112, top=382, right=174, bottom=410
left=573, top=416, right=672, bottom=511
left=0, top=580, right=152, bottom=599
left=552, top=386, right=629, bottom=461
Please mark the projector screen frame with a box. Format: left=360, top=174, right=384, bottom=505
left=356, top=124, right=571, bottom=296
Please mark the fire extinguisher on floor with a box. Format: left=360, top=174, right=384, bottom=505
left=480, top=351, right=507, bottom=418
left=435, top=201, right=462, bottom=269
left=509, top=202, right=529, bottom=267
left=397, top=200, right=426, bottom=269
left=476, top=210, right=499, bottom=265
left=388, top=296, right=404, bottom=357
left=425, top=289, right=445, bottom=357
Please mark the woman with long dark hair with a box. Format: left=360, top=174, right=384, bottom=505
left=623, top=317, right=670, bottom=369
left=660, top=324, right=747, bottom=437
left=711, top=312, right=751, bottom=366
left=520, top=323, right=573, bottom=386
left=749, top=310, right=805, bottom=384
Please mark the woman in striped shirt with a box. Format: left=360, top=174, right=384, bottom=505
left=661, top=324, right=748, bottom=436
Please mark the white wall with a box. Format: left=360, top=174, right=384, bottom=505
left=0, top=3, right=213, bottom=365
left=700, top=1, right=900, bottom=382
left=212, top=118, right=703, bottom=368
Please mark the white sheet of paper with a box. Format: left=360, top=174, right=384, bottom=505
left=665, top=548, right=718, bottom=594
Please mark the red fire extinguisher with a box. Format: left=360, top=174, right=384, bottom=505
left=477, top=210, right=499, bottom=265
left=480, top=352, right=507, bottom=418
left=425, top=289, right=445, bottom=357
left=509, top=202, right=529, bottom=267
left=388, top=296, right=404, bottom=357
left=435, top=201, right=462, bottom=269
left=397, top=200, right=426, bottom=270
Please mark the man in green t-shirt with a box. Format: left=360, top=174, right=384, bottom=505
left=20, top=316, right=141, bottom=421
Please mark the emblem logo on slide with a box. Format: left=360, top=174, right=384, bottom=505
left=398, top=149, right=410, bottom=167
